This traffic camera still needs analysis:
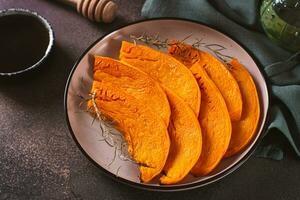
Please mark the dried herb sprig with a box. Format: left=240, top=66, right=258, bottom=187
left=192, top=38, right=233, bottom=63
left=88, top=90, right=135, bottom=166
left=75, top=80, right=136, bottom=168
left=130, top=33, right=169, bottom=49
left=130, top=33, right=233, bottom=63
left=130, top=33, right=192, bottom=49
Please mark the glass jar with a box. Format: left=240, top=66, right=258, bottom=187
left=260, top=0, right=300, bottom=52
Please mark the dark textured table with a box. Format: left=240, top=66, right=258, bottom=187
left=0, top=0, right=300, bottom=199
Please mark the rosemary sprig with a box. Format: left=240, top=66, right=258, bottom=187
left=75, top=82, right=136, bottom=167
left=130, top=33, right=169, bottom=49
left=89, top=90, right=135, bottom=165
left=130, top=33, right=233, bottom=63
left=116, top=166, right=122, bottom=177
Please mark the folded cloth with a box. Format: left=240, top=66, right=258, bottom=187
left=142, top=0, right=300, bottom=160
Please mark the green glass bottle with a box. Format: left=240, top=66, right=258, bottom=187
left=260, top=0, right=300, bottom=52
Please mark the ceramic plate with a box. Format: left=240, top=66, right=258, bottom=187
left=64, top=18, right=269, bottom=191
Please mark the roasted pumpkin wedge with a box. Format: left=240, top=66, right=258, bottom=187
left=190, top=62, right=231, bottom=176
left=120, top=41, right=201, bottom=116
left=168, top=42, right=242, bottom=121
left=93, top=56, right=171, bottom=125
left=225, top=59, right=260, bottom=157
left=87, top=81, right=170, bottom=183
left=160, top=87, right=202, bottom=184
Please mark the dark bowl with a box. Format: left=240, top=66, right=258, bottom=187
left=0, top=8, right=54, bottom=78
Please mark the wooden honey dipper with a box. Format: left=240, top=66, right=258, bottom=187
left=55, top=0, right=118, bottom=23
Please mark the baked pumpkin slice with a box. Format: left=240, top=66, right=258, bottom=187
left=160, top=87, right=202, bottom=184
left=93, top=56, right=171, bottom=125
left=120, top=41, right=201, bottom=116
left=168, top=42, right=242, bottom=121
left=224, top=59, right=260, bottom=157
left=87, top=81, right=170, bottom=183
left=190, top=62, right=231, bottom=176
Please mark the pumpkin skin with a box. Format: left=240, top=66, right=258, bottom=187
left=160, top=87, right=202, bottom=185
left=93, top=56, right=171, bottom=125
left=120, top=41, right=201, bottom=116
left=224, top=59, right=260, bottom=157
left=189, top=63, right=231, bottom=176
left=168, top=43, right=242, bottom=121
left=87, top=81, right=170, bottom=183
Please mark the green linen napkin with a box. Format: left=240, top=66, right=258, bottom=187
left=142, top=0, right=300, bottom=160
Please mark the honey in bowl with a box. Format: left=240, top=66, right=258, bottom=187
left=0, top=10, right=53, bottom=75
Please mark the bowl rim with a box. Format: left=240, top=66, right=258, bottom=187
left=0, top=8, right=54, bottom=77
left=64, top=17, right=271, bottom=192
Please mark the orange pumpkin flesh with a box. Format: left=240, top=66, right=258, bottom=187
left=160, top=88, right=202, bottom=184
left=87, top=81, right=170, bottom=183
left=87, top=42, right=258, bottom=183
left=93, top=56, right=171, bottom=125
left=224, top=59, right=260, bottom=157
left=120, top=41, right=201, bottom=116
left=190, top=63, right=231, bottom=176
left=168, top=43, right=242, bottom=121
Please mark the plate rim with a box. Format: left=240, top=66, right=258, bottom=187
left=64, top=17, right=271, bottom=192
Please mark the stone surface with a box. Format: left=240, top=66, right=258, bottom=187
left=0, top=0, right=300, bottom=199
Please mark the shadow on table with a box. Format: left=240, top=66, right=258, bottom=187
left=69, top=159, right=223, bottom=200
left=0, top=43, right=74, bottom=108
